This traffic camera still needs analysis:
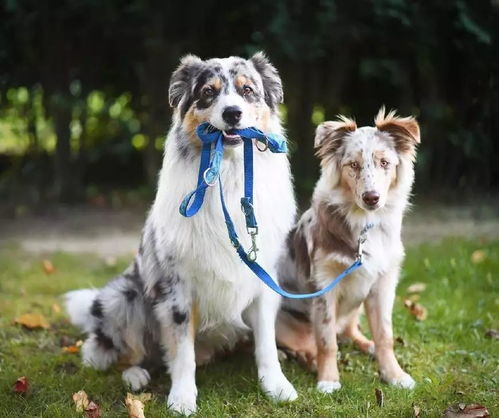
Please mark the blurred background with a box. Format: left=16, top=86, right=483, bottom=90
left=0, top=1, right=497, bottom=230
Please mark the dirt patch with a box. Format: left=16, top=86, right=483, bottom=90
left=0, top=203, right=497, bottom=257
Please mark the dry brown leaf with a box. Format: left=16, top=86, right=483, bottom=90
left=85, top=401, right=101, bottom=418
left=471, top=250, right=487, bottom=264
left=485, top=329, right=499, bottom=339
left=407, top=282, right=427, bottom=294
left=443, top=403, right=490, bottom=417
left=125, top=395, right=146, bottom=418
left=404, top=299, right=428, bottom=321
left=413, top=405, right=421, bottom=417
left=63, top=345, right=80, bottom=353
left=14, top=313, right=50, bottom=329
left=374, top=388, right=384, bottom=407
left=127, top=392, right=152, bottom=403
left=42, top=259, right=55, bottom=274
left=13, top=376, right=29, bottom=394
left=72, top=390, right=90, bottom=412
left=52, top=303, right=61, bottom=314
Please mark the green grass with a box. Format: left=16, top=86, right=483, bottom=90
left=0, top=238, right=498, bottom=417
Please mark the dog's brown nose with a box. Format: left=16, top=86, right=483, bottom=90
left=222, top=106, right=242, bottom=126
left=362, top=191, right=380, bottom=207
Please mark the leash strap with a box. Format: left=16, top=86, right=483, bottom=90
left=180, top=122, right=370, bottom=299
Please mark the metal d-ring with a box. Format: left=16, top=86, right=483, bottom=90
left=203, top=168, right=218, bottom=187
left=256, top=137, right=269, bottom=152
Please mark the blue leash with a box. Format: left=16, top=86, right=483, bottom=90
left=179, top=122, right=370, bottom=299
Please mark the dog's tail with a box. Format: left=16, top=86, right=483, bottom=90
left=64, top=288, right=99, bottom=334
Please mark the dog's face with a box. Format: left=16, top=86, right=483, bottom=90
left=169, top=52, right=283, bottom=146
left=315, top=109, right=420, bottom=211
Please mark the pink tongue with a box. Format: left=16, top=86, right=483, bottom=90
left=224, top=132, right=241, bottom=140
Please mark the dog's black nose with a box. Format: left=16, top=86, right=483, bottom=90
left=362, top=191, right=380, bottom=207
left=222, top=106, right=242, bottom=126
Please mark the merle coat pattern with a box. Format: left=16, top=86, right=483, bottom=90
left=65, top=52, right=297, bottom=415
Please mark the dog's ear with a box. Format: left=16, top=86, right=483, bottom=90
left=169, top=54, right=204, bottom=108
left=250, top=52, right=283, bottom=110
left=314, top=117, right=357, bottom=162
left=375, top=107, right=420, bottom=156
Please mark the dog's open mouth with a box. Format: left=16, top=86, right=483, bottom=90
left=223, top=130, right=243, bottom=146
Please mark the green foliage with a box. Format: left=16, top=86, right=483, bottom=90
left=0, top=0, right=497, bottom=201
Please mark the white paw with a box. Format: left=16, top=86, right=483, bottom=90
left=260, top=370, right=298, bottom=402
left=122, top=366, right=151, bottom=391
left=167, top=385, right=197, bottom=416
left=389, top=373, right=416, bottom=389
left=317, top=380, right=342, bottom=393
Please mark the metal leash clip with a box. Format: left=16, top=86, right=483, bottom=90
left=255, top=137, right=269, bottom=152
left=356, top=223, right=373, bottom=262
left=246, top=226, right=259, bottom=261
left=203, top=168, right=218, bottom=187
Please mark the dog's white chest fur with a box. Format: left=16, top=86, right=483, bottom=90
left=150, top=139, right=295, bottom=335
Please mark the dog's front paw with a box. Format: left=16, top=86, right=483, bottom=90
left=260, top=370, right=298, bottom=402
left=388, top=372, right=415, bottom=389
left=122, top=366, right=150, bottom=391
left=167, top=385, right=197, bottom=416
left=317, top=380, right=341, bottom=393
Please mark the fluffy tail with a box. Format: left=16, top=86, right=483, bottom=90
left=64, top=289, right=99, bottom=334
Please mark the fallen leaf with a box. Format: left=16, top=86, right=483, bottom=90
left=14, top=313, right=50, bottom=329
left=471, top=250, right=487, bottom=264
left=63, top=345, right=80, bottom=353
left=127, top=392, right=152, bottom=403
left=13, top=376, right=29, bottom=394
left=42, top=259, right=55, bottom=274
left=485, top=329, right=499, bottom=339
left=125, top=393, right=149, bottom=418
left=85, top=401, right=101, bottom=418
left=404, top=299, right=427, bottom=321
left=407, top=282, right=427, bottom=294
left=413, top=405, right=421, bottom=417
left=73, top=390, right=90, bottom=412
left=52, top=303, right=61, bottom=314
left=443, top=403, right=490, bottom=417
left=374, top=388, right=384, bottom=407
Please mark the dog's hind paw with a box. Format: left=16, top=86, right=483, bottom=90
left=389, top=373, right=416, bottom=389
left=167, top=386, right=197, bottom=416
left=317, top=380, right=341, bottom=393
left=260, top=371, right=298, bottom=402
left=122, top=366, right=151, bottom=391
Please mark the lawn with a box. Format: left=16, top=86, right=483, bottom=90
left=0, top=238, right=497, bottom=417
